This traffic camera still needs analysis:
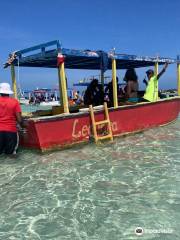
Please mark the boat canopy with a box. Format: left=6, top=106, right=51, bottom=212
left=4, top=40, right=175, bottom=71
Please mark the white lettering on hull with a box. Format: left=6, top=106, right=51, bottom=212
left=72, top=119, right=118, bottom=139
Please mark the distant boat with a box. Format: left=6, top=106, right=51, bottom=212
left=18, top=88, right=60, bottom=106
left=39, top=101, right=60, bottom=106
left=160, top=90, right=178, bottom=98
left=19, top=97, right=29, bottom=105
left=19, top=88, right=74, bottom=106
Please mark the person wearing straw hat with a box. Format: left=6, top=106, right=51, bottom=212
left=0, top=83, right=23, bottom=155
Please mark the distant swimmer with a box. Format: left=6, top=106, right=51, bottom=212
left=0, top=83, right=25, bottom=156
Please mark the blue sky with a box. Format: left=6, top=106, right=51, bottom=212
left=0, top=0, right=180, bottom=90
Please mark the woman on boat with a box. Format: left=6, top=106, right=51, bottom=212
left=141, top=62, right=168, bottom=102
left=123, top=68, right=139, bottom=103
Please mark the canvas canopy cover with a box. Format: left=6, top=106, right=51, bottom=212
left=4, top=40, right=175, bottom=71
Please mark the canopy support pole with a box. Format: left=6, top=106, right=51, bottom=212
left=112, top=58, right=118, bottom=108
left=100, top=69, right=104, bottom=90
left=177, top=55, right=180, bottom=96
left=11, top=65, right=18, bottom=99
left=58, top=69, right=63, bottom=105
left=58, top=62, right=69, bottom=113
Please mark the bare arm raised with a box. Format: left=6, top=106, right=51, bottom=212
left=157, top=62, right=168, bottom=79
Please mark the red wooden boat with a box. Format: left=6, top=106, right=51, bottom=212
left=19, top=97, right=179, bottom=151
left=4, top=41, right=180, bottom=152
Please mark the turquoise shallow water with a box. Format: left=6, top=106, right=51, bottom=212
left=0, top=117, right=180, bottom=240
left=21, top=104, right=51, bottom=113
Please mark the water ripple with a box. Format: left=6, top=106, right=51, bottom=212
left=0, top=118, right=180, bottom=239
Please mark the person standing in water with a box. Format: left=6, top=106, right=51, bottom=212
left=0, top=83, right=24, bottom=155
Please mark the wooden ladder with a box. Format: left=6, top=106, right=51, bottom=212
left=89, top=102, right=113, bottom=143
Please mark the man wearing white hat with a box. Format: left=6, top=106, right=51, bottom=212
left=0, top=83, right=23, bottom=155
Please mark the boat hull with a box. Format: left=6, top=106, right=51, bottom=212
left=20, top=97, right=180, bottom=152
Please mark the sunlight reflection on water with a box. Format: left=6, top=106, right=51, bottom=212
left=0, top=118, right=180, bottom=239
